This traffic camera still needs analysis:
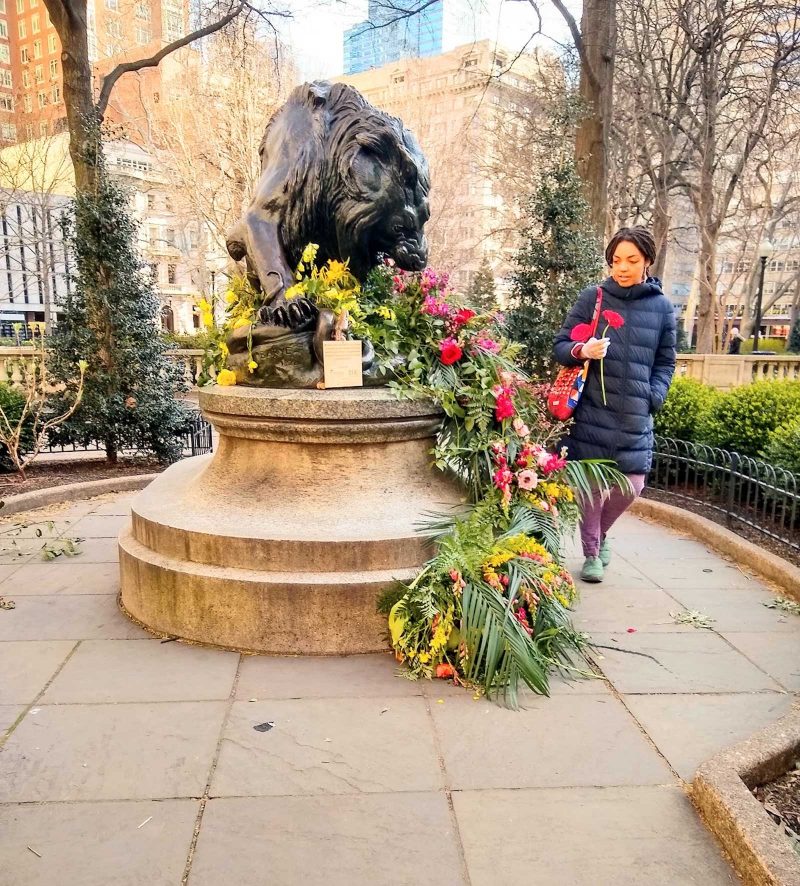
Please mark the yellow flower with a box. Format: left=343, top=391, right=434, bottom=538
left=248, top=360, right=258, bottom=373
left=324, top=260, right=347, bottom=284
left=220, top=341, right=229, bottom=358
left=232, top=316, right=252, bottom=329
left=301, top=243, right=319, bottom=265
left=201, top=311, right=213, bottom=328
left=285, top=283, right=305, bottom=300
left=225, top=290, right=237, bottom=305
left=376, top=305, right=396, bottom=321
left=417, top=651, right=431, bottom=664
left=197, top=298, right=212, bottom=312
left=216, top=368, right=237, bottom=386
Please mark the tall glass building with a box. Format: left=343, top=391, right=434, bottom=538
left=343, top=0, right=483, bottom=74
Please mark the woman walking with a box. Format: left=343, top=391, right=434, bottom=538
left=553, top=227, right=676, bottom=582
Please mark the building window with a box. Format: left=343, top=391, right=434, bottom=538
left=147, top=193, right=155, bottom=210
left=135, top=1, right=150, bottom=20
left=391, top=73, right=404, bottom=84
left=164, top=11, right=181, bottom=38
left=15, top=0, right=22, bottom=10
left=34, top=63, right=43, bottom=82
left=24, top=122, right=33, bottom=139
left=165, top=228, right=175, bottom=245
left=0, top=70, right=11, bottom=88
left=768, top=259, right=785, bottom=272
left=51, top=83, right=59, bottom=103
left=1, top=122, right=16, bottom=140
left=23, top=94, right=31, bottom=112
left=0, top=0, right=7, bottom=11
left=167, top=263, right=176, bottom=284
left=22, top=70, right=29, bottom=87
left=135, top=26, right=151, bottom=44
left=48, top=34, right=56, bottom=53
left=106, top=20, right=121, bottom=39
left=32, top=39, right=41, bottom=58
left=18, top=20, right=26, bottom=38
left=0, top=95, right=12, bottom=111
left=0, top=21, right=7, bottom=38
left=49, top=58, right=56, bottom=78
left=37, top=90, right=46, bottom=108
left=105, top=0, right=118, bottom=9
left=39, top=120, right=47, bottom=136
left=0, top=45, right=8, bottom=63
left=464, top=57, right=477, bottom=68
left=31, top=14, right=39, bottom=33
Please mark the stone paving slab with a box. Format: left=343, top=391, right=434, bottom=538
left=69, top=515, right=133, bottom=538
left=0, top=701, right=226, bottom=802
left=189, top=793, right=466, bottom=886
left=718, top=631, right=800, bottom=691
left=590, top=631, right=783, bottom=694
left=452, top=786, right=739, bottom=885
left=573, top=585, right=694, bottom=633
left=0, top=799, right=199, bottom=886
left=566, top=554, right=660, bottom=590
left=667, top=586, right=800, bottom=634
left=3, top=561, right=120, bottom=596
left=236, top=652, right=423, bottom=700
left=626, top=556, right=760, bottom=590
left=41, top=640, right=239, bottom=704
left=622, top=693, right=794, bottom=780
left=0, top=705, right=24, bottom=734
left=0, top=640, right=74, bottom=704
left=429, top=693, right=672, bottom=789
left=67, top=537, right=122, bottom=563
left=211, top=697, right=443, bottom=797
left=0, top=595, right=147, bottom=641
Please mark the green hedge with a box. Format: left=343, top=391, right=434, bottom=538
left=694, top=380, right=800, bottom=458
left=739, top=337, right=786, bottom=355
left=765, top=415, right=800, bottom=475
left=654, top=378, right=720, bottom=442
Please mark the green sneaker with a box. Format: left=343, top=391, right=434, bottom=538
left=580, top=556, right=604, bottom=583
left=599, top=537, right=611, bottom=567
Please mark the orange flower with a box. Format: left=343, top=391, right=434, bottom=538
left=436, top=662, right=456, bottom=679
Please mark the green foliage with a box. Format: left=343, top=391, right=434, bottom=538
left=788, top=318, right=800, bottom=354
left=465, top=257, right=498, bottom=313
left=695, top=380, right=800, bottom=457
left=162, top=330, right=213, bottom=350
left=48, top=126, right=187, bottom=462
left=675, top=324, right=691, bottom=353
left=764, top=414, right=800, bottom=475
left=505, top=160, right=602, bottom=381
left=0, top=383, right=34, bottom=472
left=654, top=378, right=720, bottom=441
left=740, top=337, right=786, bottom=355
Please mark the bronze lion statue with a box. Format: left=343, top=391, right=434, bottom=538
left=225, top=81, right=431, bottom=387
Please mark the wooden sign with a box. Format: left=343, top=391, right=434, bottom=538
left=322, top=340, right=363, bottom=388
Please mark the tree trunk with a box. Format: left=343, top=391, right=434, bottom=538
left=650, top=186, right=670, bottom=280
left=43, top=1, right=100, bottom=194
left=575, top=0, right=616, bottom=242
left=694, top=231, right=717, bottom=354
left=105, top=439, right=118, bottom=465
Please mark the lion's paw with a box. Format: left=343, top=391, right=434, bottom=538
left=258, top=298, right=318, bottom=330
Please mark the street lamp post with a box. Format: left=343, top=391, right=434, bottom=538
left=752, top=240, right=774, bottom=354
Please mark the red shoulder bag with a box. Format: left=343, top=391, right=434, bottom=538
left=547, top=287, right=603, bottom=422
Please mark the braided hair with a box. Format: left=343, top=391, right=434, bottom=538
left=605, top=226, right=657, bottom=271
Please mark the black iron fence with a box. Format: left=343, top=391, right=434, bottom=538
left=41, top=411, right=213, bottom=460
left=649, top=435, right=799, bottom=551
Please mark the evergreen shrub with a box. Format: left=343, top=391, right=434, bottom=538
left=765, top=415, right=800, bottom=475
left=653, top=378, right=719, bottom=442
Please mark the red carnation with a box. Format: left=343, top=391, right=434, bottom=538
left=495, top=393, right=515, bottom=421
left=452, top=308, right=476, bottom=328
left=439, top=338, right=463, bottom=365
left=602, top=309, right=625, bottom=329
left=570, top=323, right=593, bottom=342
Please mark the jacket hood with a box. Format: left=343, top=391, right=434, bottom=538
left=600, top=276, right=664, bottom=301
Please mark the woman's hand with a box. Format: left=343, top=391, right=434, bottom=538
left=580, top=337, right=610, bottom=360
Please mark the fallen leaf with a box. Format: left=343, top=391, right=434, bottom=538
left=253, top=721, right=274, bottom=733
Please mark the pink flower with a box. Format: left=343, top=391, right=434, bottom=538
left=536, top=449, right=551, bottom=469
left=542, top=452, right=567, bottom=474
left=421, top=294, right=452, bottom=317
left=495, top=393, right=515, bottom=421
left=439, top=337, right=463, bottom=365
left=512, top=417, right=530, bottom=438
left=471, top=335, right=501, bottom=354
left=516, top=469, right=538, bottom=491
left=602, top=309, right=625, bottom=330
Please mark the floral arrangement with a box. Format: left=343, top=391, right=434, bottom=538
left=204, top=252, right=626, bottom=706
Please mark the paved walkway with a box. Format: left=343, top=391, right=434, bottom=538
left=1, top=492, right=798, bottom=885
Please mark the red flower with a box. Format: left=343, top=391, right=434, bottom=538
left=436, top=662, right=456, bottom=679
left=439, top=338, right=463, bottom=365
left=602, top=309, right=625, bottom=329
left=570, top=322, right=593, bottom=342
left=495, top=393, right=515, bottom=421
left=452, top=308, right=476, bottom=328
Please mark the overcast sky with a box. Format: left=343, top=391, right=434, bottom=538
left=276, top=0, right=581, bottom=81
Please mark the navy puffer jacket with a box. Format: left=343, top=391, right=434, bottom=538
left=553, top=276, right=677, bottom=474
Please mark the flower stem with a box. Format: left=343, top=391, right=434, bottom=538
left=599, top=323, right=609, bottom=406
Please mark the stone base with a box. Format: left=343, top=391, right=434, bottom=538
left=118, top=386, right=465, bottom=654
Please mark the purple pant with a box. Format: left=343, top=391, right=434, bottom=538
left=579, top=474, right=646, bottom=558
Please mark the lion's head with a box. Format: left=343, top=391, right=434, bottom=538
left=271, top=82, right=430, bottom=281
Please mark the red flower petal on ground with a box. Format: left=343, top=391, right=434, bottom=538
left=602, top=310, right=625, bottom=329
left=436, top=663, right=456, bottom=679
left=570, top=323, right=593, bottom=342
left=439, top=338, right=463, bottom=365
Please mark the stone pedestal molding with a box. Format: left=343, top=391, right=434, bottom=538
left=119, top=385, right=465, bottom=654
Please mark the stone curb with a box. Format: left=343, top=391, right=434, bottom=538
left=631, top=497, right=800, bottom=601
left=693, top=702, right=800, bottom=886
left=0, top=474, right=158, bottom=516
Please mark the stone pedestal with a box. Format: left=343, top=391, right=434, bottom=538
left=119, top=386, right=465, bottom=654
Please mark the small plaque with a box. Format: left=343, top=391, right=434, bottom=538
left=322, top=339, right=363, bottom=388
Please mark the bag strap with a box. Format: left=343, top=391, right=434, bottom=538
left=589, top=285, right=603, bottom=337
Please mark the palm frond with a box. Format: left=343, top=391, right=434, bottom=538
left=565, top=459, right=632, bottom=508
left=500, top=504, right=562, bottom=557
